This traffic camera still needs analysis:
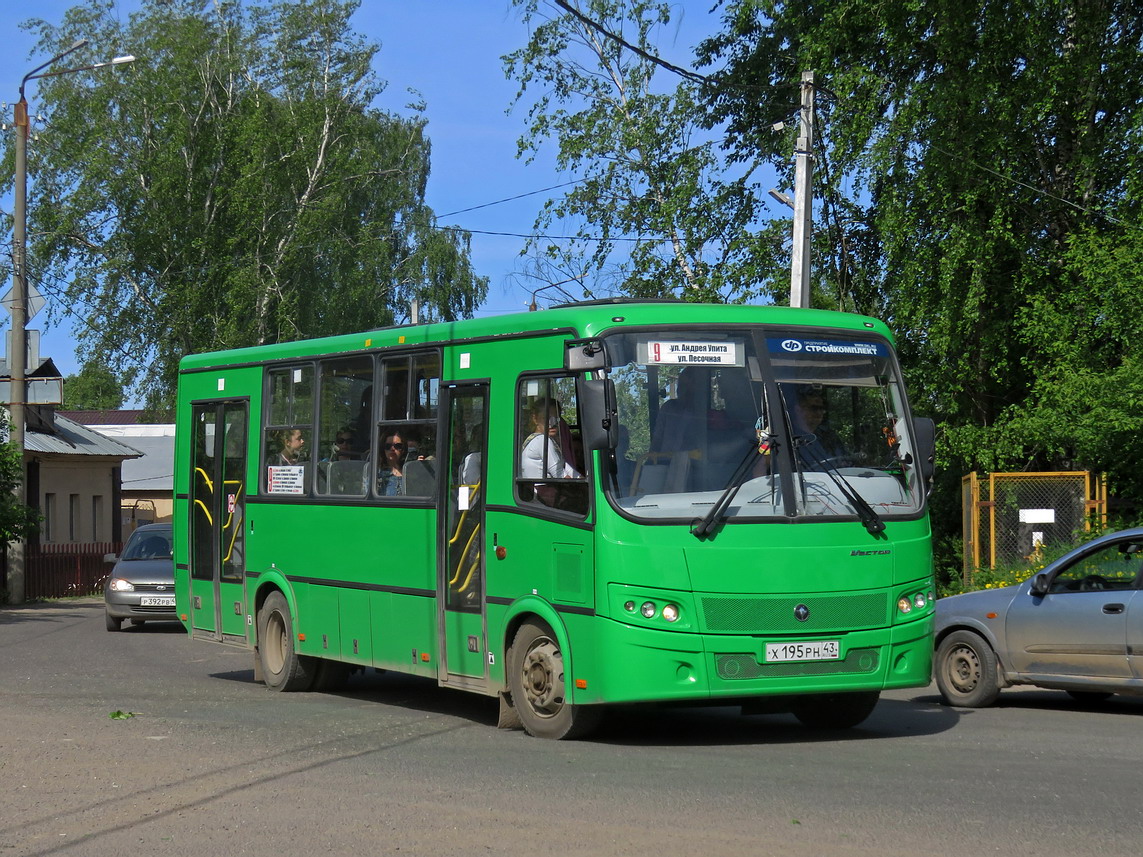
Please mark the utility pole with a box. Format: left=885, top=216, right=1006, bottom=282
left=6, top=42, right=135, bottom=604
left=789, top=71, right=815, bottom=309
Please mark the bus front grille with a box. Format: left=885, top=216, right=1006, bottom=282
left=700, top=592, right=889, bottom=634
left=715, top=648, right=880, bottom=680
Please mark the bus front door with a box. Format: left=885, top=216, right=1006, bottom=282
left=438, top=383, right=489, bottom=689
left=189, top=401, right=249, bottom=643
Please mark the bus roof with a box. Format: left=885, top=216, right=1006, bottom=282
left=177, top=301, right=893, bottom=373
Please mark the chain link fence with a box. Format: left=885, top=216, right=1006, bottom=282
left=961, top=471, right=1107, bottom=585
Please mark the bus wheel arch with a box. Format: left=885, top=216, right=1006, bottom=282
left=256, top=588, right=315, bottom=692
left=506, top=618, right=601, bottom=740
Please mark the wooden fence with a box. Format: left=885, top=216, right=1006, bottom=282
left=24, top=542, right=121, bottom=600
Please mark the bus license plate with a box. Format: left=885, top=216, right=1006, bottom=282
left=765, top=641, right=840, bottom=662
left=140, top=596, right=175, bottom=607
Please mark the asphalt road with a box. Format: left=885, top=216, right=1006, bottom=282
left=2, top=597, right=1141, bottom=857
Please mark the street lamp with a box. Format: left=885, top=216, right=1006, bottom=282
left=7, top=41, right=136, bottom=604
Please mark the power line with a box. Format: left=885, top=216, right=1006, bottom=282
left=436, top=180, right=585, bottom=219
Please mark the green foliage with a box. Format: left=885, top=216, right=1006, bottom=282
left=696, top=0, right=1143, bottom=560
left=0, top=418, right=40, bottom=547
left=63, top=360, right=124, bottom=410
left=505, top=0, right=778, bottom=303
left=4, top=0, right=487, bottom=412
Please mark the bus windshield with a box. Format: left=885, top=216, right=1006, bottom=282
left=604, top=327, right=926, bottom=523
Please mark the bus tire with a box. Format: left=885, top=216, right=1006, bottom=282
left=257, top=590, right=315, bottom=692
left=508, top=620, right=601, bottom=740
left=792, top=691, right=880, bottom=729
left=935, top=629, right=1000, bottom=708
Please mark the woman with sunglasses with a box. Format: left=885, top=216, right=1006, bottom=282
left=376, top=430, right=411, bottom=495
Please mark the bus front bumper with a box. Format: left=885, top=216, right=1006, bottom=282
left=570, top=615, right=933, bottom=705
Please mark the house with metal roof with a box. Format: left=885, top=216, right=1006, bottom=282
left=60, top=415, right=175, bottom=536
left=24, top=405, right=142, bottom=546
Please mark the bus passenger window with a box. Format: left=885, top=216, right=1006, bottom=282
left=264, top=365, right=314, bottom=496
left=381, top=357, right=410, bottom=420
left=413, top=352, right=440, bottom=419
left=516, top=375, right=588, bottom=517
left=316, top=356, right=372, bottom=497
left=376, top=425, right=437, bottom=498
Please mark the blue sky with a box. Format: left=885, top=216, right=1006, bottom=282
left=2, top=1, right=731, bottom=379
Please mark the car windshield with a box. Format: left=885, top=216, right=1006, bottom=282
left=122, top=529, right=173, bottom=560
left=603, top=327, right=927, bottom=523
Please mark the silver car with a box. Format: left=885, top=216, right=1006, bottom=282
left=935, top=528, right=1143, bottom=707
left=103, top=523, right=177, bottom=631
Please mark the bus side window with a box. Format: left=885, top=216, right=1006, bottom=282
left=515, top=374, right=588, bottom=517
left=381, top=356, right=410, bottom=421
left=316, top=356, right=372, bottom=497
left=373, top=350, right=440, bottom=500
left=264, top=365, right=313, bottom=496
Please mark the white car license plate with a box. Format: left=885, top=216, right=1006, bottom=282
left=764, top=641, right=840, bottom=662
left=140, top=595, right=175, bottom=607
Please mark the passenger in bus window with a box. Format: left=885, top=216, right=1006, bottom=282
left=789, top=386, right=850, bottom=470
left=459, top=423, right=482, bottom=485
left=325, top=427, right=358, bottom=462
left=521, top=400, right=581, bottom=480
left=377, top=429, right=409, bottom=495
left=273, top=428, right=306, bottom=465
left=650, top=367, right=708, bottom=453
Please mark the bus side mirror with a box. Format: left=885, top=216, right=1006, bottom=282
left=579, top=378, right=618, bottom=453
left=914, top=417, right=936, bottom=486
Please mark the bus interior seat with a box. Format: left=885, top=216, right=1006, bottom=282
left=328, top=460, right=367, bottom=495
left=631, top=450, right=696, bottom=495
left=404, top=458, right=437, bottom=496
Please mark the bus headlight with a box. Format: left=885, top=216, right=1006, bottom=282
left=640, top=601, right=657, bottom=619
left=896, top=587, right=934, bottom=617
left=661, top=604, right=680, bottom=623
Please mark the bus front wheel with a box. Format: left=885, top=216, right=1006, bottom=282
left=508, top=621, right=601, bottom=740
left=257, top=591, right=315, bottom=692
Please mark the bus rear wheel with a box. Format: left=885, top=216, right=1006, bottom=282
left=257, top=591, right=315, bottom=692
left=508, top=621, right=601, bottom=740
left=792, top=691, right=880, bottom=729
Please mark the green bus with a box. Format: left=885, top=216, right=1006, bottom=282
left=174, top=300, right=935, bottom=739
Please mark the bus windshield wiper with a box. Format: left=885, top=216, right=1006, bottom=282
left=691, top=443, right=763, bottom=540
left=798, top=443, right=885, bottom=536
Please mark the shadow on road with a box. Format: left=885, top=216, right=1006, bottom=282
left=205, top=663, right=962, bottom=745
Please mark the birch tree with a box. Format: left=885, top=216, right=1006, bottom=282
left=3, top=0, right=486, bottom=412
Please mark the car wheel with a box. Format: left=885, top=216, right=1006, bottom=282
left=257, top=591, right=316, bottom=692
left=105, top=611, right=122, bottom=632
left=792, top=691, right=880, bottom=729
left=507, top=620, right=602, bottom=740
left=936, top=630, right=1000, bottom=707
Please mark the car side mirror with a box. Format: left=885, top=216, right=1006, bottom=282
left=1030, top=572, right=1050, bottom=596
left=103, top=552, right=118, bottom=564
